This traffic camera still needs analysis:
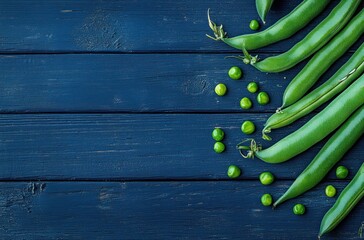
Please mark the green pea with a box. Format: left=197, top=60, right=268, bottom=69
left=247, top=82, right=259, bottom=93
left=261, top=193, right=273, bottom=206
left=336, top=165, right=349, bottom=179
left=259, top=171, right=274, bottom=185
left=325, top=185, right=337, bottom=198
left=212, top=128, right=224, bottom=141
left=240, top=97, right=252, bottom=109
left=241, top=121, right=255, bottom=134
left=214, top=142, right=225, bottom=153
left=293, top=203, right=306, bottom=215
left=227, top=165, right=241, bottom=179
left=228, top=66, right=242, bottom=80
left=249, top=20, right=260, bottom=31
left=215, top=83, right=227, bottom=96
left=257, top=92, right=270, bottom=105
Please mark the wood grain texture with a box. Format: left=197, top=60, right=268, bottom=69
left=0, top=181, right=363, bottom=240
left=0, top=113, right=362, bottom=180
left=0, top=0, right=362, bottom=53
left=0, top=52, right=357, bottom=113
left=0, top=0, right=363, bottom=238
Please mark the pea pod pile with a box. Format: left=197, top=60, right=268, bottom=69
left=245, top=0, right=361, bottom=72
left=262, top=43, right=364, bottom=140
left=273, top=106, right=364, bottom=207
left=207, top=0, right=331, bottom=50
left=239, top=75, right=364, bottom=163
left=319, top=163, right=364, bottom=238
left=281, top=8, right=364, bottom=108
left=207, top=0, right=364, bottom=237
left=244, top=0, right=361, bottom=72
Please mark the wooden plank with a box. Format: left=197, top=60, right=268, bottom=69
left=0, top=181, right=363, bottom=239
left=0, top=0, right=362, bottom=53
left=0, top=113, right=362, bottom=180
left=0, top=52, right=355, bottom=113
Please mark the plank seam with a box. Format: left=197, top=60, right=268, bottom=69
left=0, top=111, right=276, bottom=114
left=0, top=178, right=350, bottom=182
left=0, top=50, right=357, bottom=55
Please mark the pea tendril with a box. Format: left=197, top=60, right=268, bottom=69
left=237, top=139, right=261, bottom=158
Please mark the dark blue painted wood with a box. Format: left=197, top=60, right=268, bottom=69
left=0, top=113, right=362, bottom=180
left=0, top=0, right=363, bottom=239
left=0, top=181, right=363, bottom=239
left=0, top=52, right=357, bottom=113
left=0, top=0, right=362, bottom=53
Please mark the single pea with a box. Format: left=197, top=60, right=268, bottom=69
left=212, top=128, right=224, bottom=141
left=214, top=142, right=225, bottom=153
left=215, top=83, right=227, bottom=96
left=259, top=172, right=274, bottom=185
left=257, top=92, right=270, bottom=105
left=228, top=66, right=242, bottom=80
left=240, top=97, right=252, bottom=109
left=336, top=165, right=349, bottom=179
left=247, top=82, right=259, bottom=93
left=241, top=121, right=255, bottom=134
left=249, top=20, right=260, bottom=31
left=261, top=193, right=273, bottom=206
left=227, top=165, right=241, bottom=179
left=293, top=204, right=306, bottom=215
left=325, top=185, right=337, bottom=198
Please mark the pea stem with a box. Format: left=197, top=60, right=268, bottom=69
left=242, top=47, right=258, bottom=64
left=236, top=139, right=260, bottom=158
left=206, top=9, right=226, bottom=41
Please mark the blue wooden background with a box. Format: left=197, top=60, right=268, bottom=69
left=0, top=0, right=363, bottom=239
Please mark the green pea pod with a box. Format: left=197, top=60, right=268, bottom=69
left=273, top=106, right=364, bottom=207
left=262, top=43, right=364, bottom=140
left=256, top=0, right=274, bottom=24
left=238, top=75, right=364, bottom=164
left=207, top=0, right=331, bottom=50
left=319, top=163, right=364, bottom=237
left=243, top=0, right=362, bottom=72
left=282, top=8, right=364, bottom=108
